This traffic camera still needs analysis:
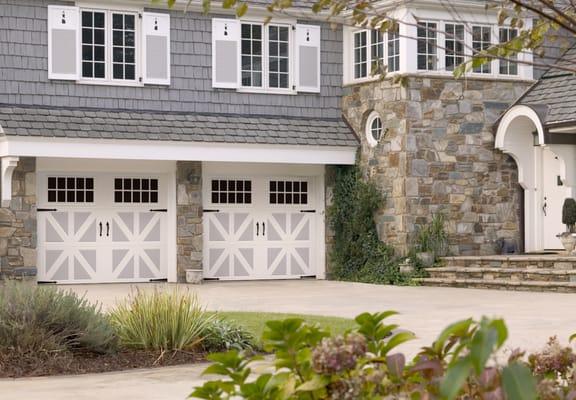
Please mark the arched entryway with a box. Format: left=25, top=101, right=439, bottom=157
left=496, top=105, right=570, bottom=251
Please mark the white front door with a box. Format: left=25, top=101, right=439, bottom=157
left=37, top=174, right=169, bottom=283
left=203, top=175, right=320, bottom=280
left=542, top=148, right=568, bottom=249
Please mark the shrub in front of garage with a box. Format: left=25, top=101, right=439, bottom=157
left=191, top=312, right=576, bottom=399
left=328, top=166, right=422, bottom=284
left=0, top=284, right=254, bottom=377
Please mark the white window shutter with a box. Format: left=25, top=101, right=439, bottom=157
left=48, top=5, right=79, bottom=80
left=295, top=24, right=321, bottom=93
left=142, top=12, right=171, bottom=85
left=212, top=18, right=240, bottom=89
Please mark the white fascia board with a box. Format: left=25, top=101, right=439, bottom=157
left=0, top=137, right=357, bottom=165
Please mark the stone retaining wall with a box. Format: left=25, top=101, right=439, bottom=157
left=176, top=161, right=203, bottom=282
left=0, top=157, right=36, bottom=276
left=343, top=76, right=531, bottom=256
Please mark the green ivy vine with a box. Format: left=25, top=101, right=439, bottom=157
left=327, top=165, right=411, bottom=284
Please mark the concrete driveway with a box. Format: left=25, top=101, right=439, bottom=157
left=2, top=281, right=576, bottom=399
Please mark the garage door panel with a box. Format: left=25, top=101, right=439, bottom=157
left=37, top=173, right=169, bottom=283
left=203, top=174, right=319, bottom=280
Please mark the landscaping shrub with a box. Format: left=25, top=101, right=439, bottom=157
left=0, top=282, right=117, bottom=356
left=191, top=311, right=576, bottom=399
left=110, top=288, right=214, bottom=351
left=328, top=165, right=409, bottom=284
left=202, top=317, right=255, bottom=352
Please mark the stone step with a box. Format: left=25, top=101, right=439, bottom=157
left=442, top=256, right=576, bottom=271
left=415, top=277, right=576, bottom=293
left=426, top=267, right=576, bottom=283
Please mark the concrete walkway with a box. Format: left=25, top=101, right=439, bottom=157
left=2, top=281, right=576, bottom=399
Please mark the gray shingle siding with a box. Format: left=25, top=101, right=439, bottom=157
left=0, top=0, right=344, bottom=119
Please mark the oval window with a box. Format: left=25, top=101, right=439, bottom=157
left=366, top=112, right=383, bottom=147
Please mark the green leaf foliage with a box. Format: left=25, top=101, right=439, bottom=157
left=328, top=165, right=414, bottom=284
left=192, top=311, right=571, bottom=399
left=501, top=362, right=538, bottom=400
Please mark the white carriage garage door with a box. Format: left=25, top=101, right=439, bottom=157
left=37, top=173, right=169, bottom=283
left=203, top=171, right=323, bottom=280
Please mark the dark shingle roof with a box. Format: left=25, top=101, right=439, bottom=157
left=0, top=105, right=358, bottom=147
left=519, top=46, right=576, bottom=125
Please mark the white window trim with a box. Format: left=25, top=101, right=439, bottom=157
left=237, top=19, right=296, bottom=95
left=77, top=6, right=144, bottom=87
left=345, top=26, right=401, bottom=85
left=365, top=111, right=382, bottom=148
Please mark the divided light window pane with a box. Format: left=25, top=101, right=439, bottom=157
left=472, top=26, right=492, bottom=73
left=417, top=22, right=437, bottom=71
left=444, top=23, right=464, bottom=71
left=81, top=11, right=106, bottom=79
left=499, top=28, right=518, bottom=75
left=353, top=31, right=367, bottom=79
left=387, top=26, right=400, bottom=72
left=268, top=25, right=290, bottom=89
left=241, top=23, right=263, bottom=87
left=112, top=13, right=136, bottom=81
left=370, top=30, right=384, bottom=72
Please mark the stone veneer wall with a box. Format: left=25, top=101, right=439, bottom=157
left=343, top=77, right=531, bottom=256
left=0, top=157, right=36, bottom=276
left=176, top=161, right=203, bottom=282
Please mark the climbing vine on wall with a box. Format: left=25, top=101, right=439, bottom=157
left=327, top=165, right=408, bottom=284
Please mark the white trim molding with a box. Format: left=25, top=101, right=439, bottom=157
left=0, top=137, right=357, bottom=165
left=495, top=105, right=547, bottom=252
left=1, top=156, right=20, bottom=207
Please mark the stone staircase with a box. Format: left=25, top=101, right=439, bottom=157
left=415, top=255, right=576, bottom=293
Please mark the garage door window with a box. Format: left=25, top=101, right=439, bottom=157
left=211, top=179, right=252, bottom=204
left=269, top=180, right=308, bottom=205
left=48, top=177, right=94, bottom=203
left=114, top=178, right=158, bottom=203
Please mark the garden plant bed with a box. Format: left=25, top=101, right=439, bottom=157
left=0, top=349, right=206, bottom=378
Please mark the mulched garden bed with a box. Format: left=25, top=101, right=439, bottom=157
left=0, top=349, right=206, bottom=378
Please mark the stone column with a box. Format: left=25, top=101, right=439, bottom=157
left=176, top=161, right=203, bottom=282
left=0, top=157, right=36, bottom=277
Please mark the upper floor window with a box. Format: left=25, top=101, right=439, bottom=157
left=417, top=22, right=437, bottom=71
left=444, top=23, right=464, bottom=71
left=80, top=9, right=138, bottom=83
left=472, top=26, right=492, bottom=74
left=48, top=6, right=171, bottom=85
left=353, top=31, right=368, bottom=79
left=213, top=19, right=320, bottom=93
left=351, top=28, right=399, bottom=80
left=499, top=27, right=518, bottom=75
left=239, top=22, right=292, bottom=90
left=387, top=26, right=400, bottom=73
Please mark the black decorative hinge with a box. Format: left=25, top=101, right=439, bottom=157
left=149, top=209, right=168, bottom=212
left=203, top=209, right=220, bottom=213
left=37, top=208, right=58, bottom=212
left=300, top=209, right=316, bottom=213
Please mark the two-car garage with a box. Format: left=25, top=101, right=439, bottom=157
left=36, top=159, right=325, bottom=283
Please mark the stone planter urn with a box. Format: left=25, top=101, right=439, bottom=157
left=557, top=233, right=576, bottom=254
left=185, top=269, right=203, bottom=284
left=416, top=252, right=435, bottom=267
